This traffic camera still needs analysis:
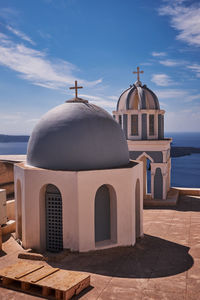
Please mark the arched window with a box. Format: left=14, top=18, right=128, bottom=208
left=45, top=184, right=63, bottom=252
left=94, top=184, right=117, bottom=245
left=149, top=114, right=155, bottom=136
left=131, top=115, right=138, bottom=136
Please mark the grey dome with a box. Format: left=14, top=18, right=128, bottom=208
left=27, top=102, right=129, bottom=171
left=117, top=80, right=160, bottom=111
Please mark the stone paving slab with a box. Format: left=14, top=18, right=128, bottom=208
left=0, top=194, right=200, bottom=299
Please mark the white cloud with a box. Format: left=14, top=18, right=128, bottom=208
left=152, top=51, right=167, bottom=57
left=165, top=109, right=200, bottom=132
left=0, top=111, right=41, bottom=134
left=80, top=94, right=116, bottom=109
left=159, top=59, right=185, bottom=67
left=155, top=89, right=188, bottom=99
left=151, top=74, right=173, bottom=86
left=158, top=2, right=200, bottom=46
left=0, top=7, right=18, bottom=22
left=186, top=94, right=200, bottom=102
left=0, top=112, right=23, bottom=121
left=155, top=89, right=200, bottom=103
left=187, top=64, right=200, bottom=78
left=6, top=25, right=35, bottom=45
left=108, top=95, right=118, bottom=101
left=0, top=33, right=101, bottom=90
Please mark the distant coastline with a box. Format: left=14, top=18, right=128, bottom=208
left=0, top=134, right=29, bottom=143
left=171, top=147, right=200, bottom=157
left=0, top=134, right=200, bottom=158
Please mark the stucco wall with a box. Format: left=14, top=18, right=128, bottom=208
left=14, top=161, right=143, bottom=253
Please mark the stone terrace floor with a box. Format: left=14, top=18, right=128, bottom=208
left=1, top=194, right=200, bottom=300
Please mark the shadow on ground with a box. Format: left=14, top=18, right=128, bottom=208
left=145, top=195, right=200, bottom=212
left=48, top=234, right=193, bottom=278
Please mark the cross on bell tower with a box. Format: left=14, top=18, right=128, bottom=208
left=133, top=67, right=144, bottom=82
left=69, top=80, right=83, bottom=99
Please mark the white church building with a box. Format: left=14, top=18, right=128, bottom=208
left=113, top=68, right=172, bottom=202
left=14, top=82, right=143, bottom=253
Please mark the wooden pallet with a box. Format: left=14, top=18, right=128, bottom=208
left=0, top=261, right=90, bottom=299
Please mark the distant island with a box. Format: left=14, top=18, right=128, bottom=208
left=0, top=134, right=29, bottom=143
left=170, top=147, right=200, bottom=157
left=0, top=135, right=200, bottom=158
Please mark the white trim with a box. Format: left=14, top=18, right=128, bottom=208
left=137, top=152, right=154, bottom=163
left=128, top=139, right=171, bottom=152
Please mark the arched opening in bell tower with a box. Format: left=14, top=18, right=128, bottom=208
left=138, top=153, right=153, bottom=201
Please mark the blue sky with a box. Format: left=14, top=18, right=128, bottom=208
left=0, top=0, right=200, bottom=134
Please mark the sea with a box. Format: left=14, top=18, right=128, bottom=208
left=167, top=132, right=200, bottom=188
left=0, top=132, right=199, bottom=188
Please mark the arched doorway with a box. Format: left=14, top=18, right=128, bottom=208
left=17, top=180, right=22, bottom=240
left=45, top=184, right=63, bottom=252
left=135, top=179, right=140, bottom=238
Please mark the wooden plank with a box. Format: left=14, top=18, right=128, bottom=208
left=0, top=261, right=42, bottom=279
left=31, top=268, right=59, bottom=283
left=15, top=265, right=44, bottom=279
left=38, top=269, right=90, bottom=291
left=17, top=265, right=54, bottom=283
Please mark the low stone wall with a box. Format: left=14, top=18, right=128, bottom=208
left=7, top=199, right=15, bottom=220
left=173, top=187, right=200, bottom=196
left=0, top=161, right=14, bottom=198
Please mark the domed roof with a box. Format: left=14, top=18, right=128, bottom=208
left=117, top=80, right=160, bottom=111
left=27, top=101, right=129, bottom=171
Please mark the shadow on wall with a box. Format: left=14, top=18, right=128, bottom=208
left=48, top=234, right=193, bottom=278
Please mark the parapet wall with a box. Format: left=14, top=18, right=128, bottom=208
left=172, top=187, right=200, bottom=196
left=0, top=161, right=14, bottom=199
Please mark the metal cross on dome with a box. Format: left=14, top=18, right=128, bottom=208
left=69, top=80, right=83, bottom=99
left=133, top=66, right=144, bottom=81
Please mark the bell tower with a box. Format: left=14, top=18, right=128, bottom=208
left=113, top=68, right=172, bottom=203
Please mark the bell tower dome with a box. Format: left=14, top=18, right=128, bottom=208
left=113, top=67, right=165, bottom=141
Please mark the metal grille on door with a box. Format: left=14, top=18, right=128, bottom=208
left=46, top=192, right=63, bottom=252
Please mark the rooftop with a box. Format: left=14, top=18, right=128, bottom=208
left=1, top=194, right=200, bottom=299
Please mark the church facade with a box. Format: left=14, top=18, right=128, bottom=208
left=113, top=68, right=172, bottom=201
left=14, top=86, right=143, bottom=253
